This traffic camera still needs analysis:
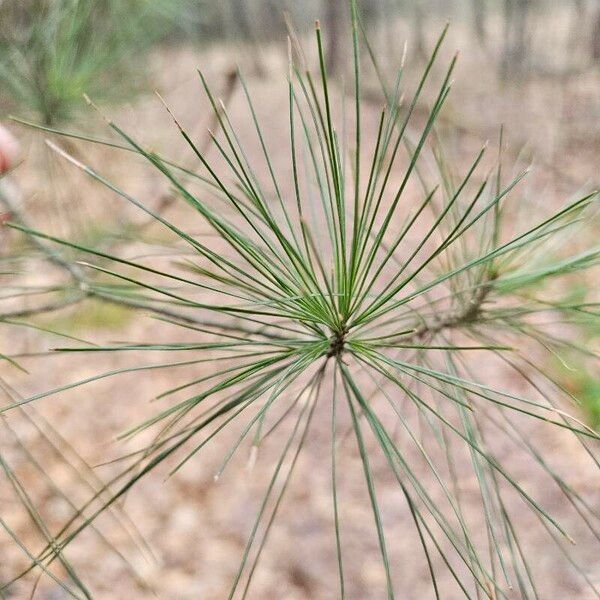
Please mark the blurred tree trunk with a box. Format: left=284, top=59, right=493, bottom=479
left=501, top=0, right=531, bottom=80
left=413, top=3, right=427, bottom=60
left=230, top=0, right=253, bottom=40
left=325, top=0, right=343, bottom=76
left=592, top=7, right=600, bottom=61
left=513, top=0, right=529, bottom=67
left=472, top=0, right=487, bottom=48
left=567, top=0, right=587, bottom=56
left=501, top=0, right=514, bottom=80
left=261, top=0, right=284, bottom=38
left=230, top=0, right=265, bottom=77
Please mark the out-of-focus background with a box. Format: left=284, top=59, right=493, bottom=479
left=3, top=0, right=600, bottom=245
left=1, top=1, right=599, bottom=598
